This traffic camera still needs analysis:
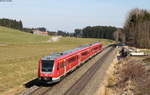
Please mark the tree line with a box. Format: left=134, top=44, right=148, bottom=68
left=0, top=18, right=118, bottom=40
left=74, top=26, right=117, bottom=40
left=124, top=8, right=150, bottom=48
left=0, top=18, right=23, bottom=30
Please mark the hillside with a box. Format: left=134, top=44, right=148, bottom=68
left=0, top=26, right=50, bottom=44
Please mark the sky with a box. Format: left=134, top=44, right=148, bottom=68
left=0, top=0, right=150, bottom=32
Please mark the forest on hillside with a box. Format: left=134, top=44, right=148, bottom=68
left=0, top=18, right=23, bottom=30
left=74, top=26, right=117, bottom=40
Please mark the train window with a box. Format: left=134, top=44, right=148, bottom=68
left=68, top=57, right=76, bottom=63
left=81, top=51, right=88, bottom=56
left=42, top=60, right=54, bottom=72
left=93, top=47, right=98, bottom=50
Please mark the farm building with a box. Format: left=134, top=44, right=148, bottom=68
left=32, top=29, right=48, bottom=36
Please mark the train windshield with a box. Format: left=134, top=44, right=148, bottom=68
left=42, top=60, right=54, bottom=72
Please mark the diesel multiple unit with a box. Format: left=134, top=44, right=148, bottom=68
left=38, top=42, right=103, bottom=83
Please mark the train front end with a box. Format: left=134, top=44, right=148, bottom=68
left=38, top=57, right=60, bottom=84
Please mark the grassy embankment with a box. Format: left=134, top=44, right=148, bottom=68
left=0, top=26, right=114, bottom=95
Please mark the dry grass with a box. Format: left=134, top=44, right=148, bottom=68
left=0, top=26, right=113, bottom=95
left=141, top=49, right=150, bottom=55
left=107, top=57, right=150, bottom=95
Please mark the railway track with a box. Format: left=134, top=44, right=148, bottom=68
left=29, top=87, right=52, bottom=95
left=64, top=47, right=114, bottom=95
left=20, top=45, right=115, bottom=95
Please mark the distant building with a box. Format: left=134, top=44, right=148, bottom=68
left=32, top=30, right=48, bottom=36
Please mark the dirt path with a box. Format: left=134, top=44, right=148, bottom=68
left=0, top=43, right=8, bottom=46
left=47, top=36, right=61, bottom=42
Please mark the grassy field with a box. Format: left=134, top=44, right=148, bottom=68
left=141, top=49, right=150, bottom=55
left=0, top=26, right=114, bottom=95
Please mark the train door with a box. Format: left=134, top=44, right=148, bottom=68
left=58, top=61, right=65, bottom=76
left=87, top=48, right=90, bottom=57
left=100, top=44, right=102, bottom=51
left=65, top=58, right=70, bottom=72
left=78, top=53, right=81, bottom=65
left=89, top=47, right=93, bottom=56
left=64, top=59, right=67, bottom=75
left=74, top=56, right=78, bottom=66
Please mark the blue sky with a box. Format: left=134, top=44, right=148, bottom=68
left=0, top=0, right=150, bottom=32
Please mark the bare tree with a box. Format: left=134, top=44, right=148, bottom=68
left=124, top=8, right=150, bottom=48
left=113, top=28, right=125, bottom=43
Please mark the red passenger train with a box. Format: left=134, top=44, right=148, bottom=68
left=38, top=42, right=103, bottom=83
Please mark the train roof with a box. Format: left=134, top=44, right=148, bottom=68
left=41, top=42, right=100, bottom=60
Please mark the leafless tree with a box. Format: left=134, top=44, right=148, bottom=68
left=113, top=28, right=125, bottom=43
left=124, top=8, right=150, bottom=48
